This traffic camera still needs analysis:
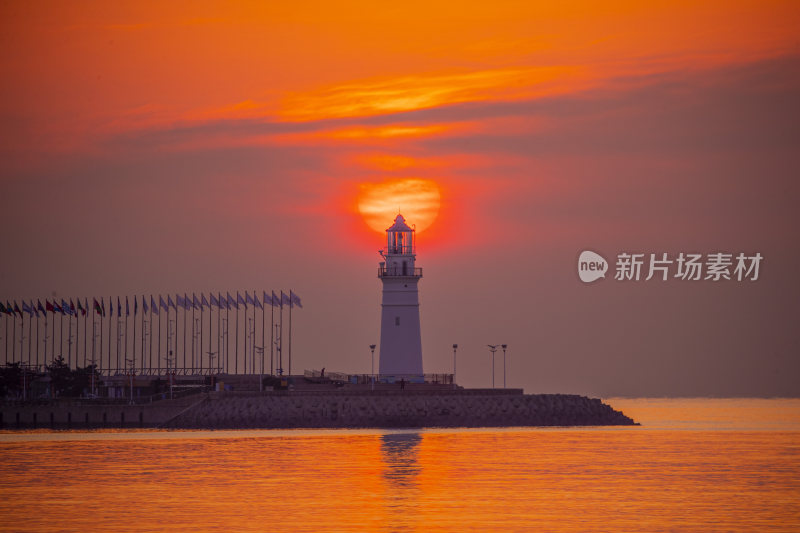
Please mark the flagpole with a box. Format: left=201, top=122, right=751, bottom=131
left=140, top=298, right=145, bottom=374
left=35, top=308, right=40, bottom=371
left=217, top=293, right=221, bottom=374
left=157, top=296, right=162, bottom=376
left=182, top=294, right=186, bottom=375
left=12, top=312, right=17, bottom=364
left=191, top=294, right=196, bottom=374
left=51, top=306, right=55, bottom=365
left=3, top=313, right=7, bottom=365
left=99, top=301, right=104, bottom=376
left=11, top=312, right=17, bottom=364
left=270, top=296, right=274, bottom=376
left=133, top=296, right=137, bottom=373
left=289, top=289, right=294, bottom=376
left=149, top=297, right=153, bottom=375
left=84, top=300, right=88, bottom=368
left=92, top=303, right=96, bottom=375
left=28, top=307, right=33, bottom=369
left=226, top=297, right=230, bottom=374
left=207, top=295, right=211, bottom=375
left=59, top=309, right=63, bottom=363
left=202, top=295, right=206, bottom=374
left=235, top=293, right=239, bottom=375
left=125, top=298, right=129, bottom=374
left=72, top=305, right=76, bottom=368
left=261, top=292, right=265, bottom=378
left=279, top=293, right=283, bottom=376
left=108, top=298, right=112, bottom=375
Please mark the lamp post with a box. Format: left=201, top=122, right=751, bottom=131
left=164, top=353, right=174, bottom=400
left=487, top=345, right=498, bottom=388
left=452, top=344, right=458, bottom=389
left=253, top=346, right=263, bottom=391
left=369, top=344, right=376, bottom=391
left=502, top=344, right=508, bottom=388
left=125, top=357, right=135, bottom=405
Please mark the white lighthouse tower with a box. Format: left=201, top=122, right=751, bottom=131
left=378, top=214, right=424, bottom=379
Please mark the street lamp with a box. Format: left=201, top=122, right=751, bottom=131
left=501, top=344, right=508, bottom=388
left=452, top=344, right=458, bottom=389
left=125, top=357, right=135, bottom=405
left=253, top=346, right=263, bottom=392
left=164, top=353, right=174, bottom=400
left=369, top=344, right=376, bottom=390
left=487, top=345, right=498, bottom=388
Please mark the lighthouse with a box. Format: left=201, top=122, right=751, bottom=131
left=378, top=214, right=424, bottom=378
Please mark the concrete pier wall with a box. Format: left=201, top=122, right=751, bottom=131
left=0, top=395, right=202, bottom=429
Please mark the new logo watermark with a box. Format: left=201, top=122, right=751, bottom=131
left=578, top=251, right=608, bottom=283
left=578, top=251, right=763, bottom=283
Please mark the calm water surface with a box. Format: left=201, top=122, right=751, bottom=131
left=1, top=398, right=798, bottom=532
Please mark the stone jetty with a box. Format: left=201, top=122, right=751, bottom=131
left=1, top=389, right=637, bottom=430
left=167, top=389, right=636, bottom=429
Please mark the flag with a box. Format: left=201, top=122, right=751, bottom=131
left=14, top=301, right=22, bottom=317
left=237, top=292, right=246, bottom=309
left=184, top=293, right=191, bottom=310
left=291, top=291, right=303, bottom=309
left=227, top=292, right=237, bottom=310
left=160, top=295, right=168, bottom=312
left=253, top=292, right=262, bottom=310
left=272, top=291, right=280, bottom=308
left=210, top=293, right=220, bottom=308
left=117, top=297, right=121, bottom=316
left=168, top=295, right=176, bottom=309
left=77, top=299, right=86, bottom=316
left=176, top=294, right=185, bottom=308
left=37, top=300, right=46, bottom=316
left=193, top=293, right=201, bottom=309
left=126, top=297, right=130, bottom=316
left=134, top=296, right=138, bottom=315
left=61, top=299, right=72, bottom=315
left=0, top=302, right=6, bottom=314
left=53, top=301, right=63, bottom=314
left=32, top=300, right=40, bottom=317
left=151, top=296, right=158, bottom=316
left=262, top=291, right=271, bottom=307
left=94, top=298, right=102, bottom=315
left=70, top=299, right=77, bottom=315
left=142, top=296, right=148, bottom=314
left=201, top=294, right=209, bottom=308
left=245, top=292, right=255, bottom=307
left=22, top=301, right=33, bottom=315
left=281, top=291, right=290, bottom=307
left=46, top=300, right=54, bottom=313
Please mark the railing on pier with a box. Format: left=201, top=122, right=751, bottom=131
left=305, top=369, right=453, bottom=385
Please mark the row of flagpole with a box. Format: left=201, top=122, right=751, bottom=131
left=0, top=290, right=302, bottom=376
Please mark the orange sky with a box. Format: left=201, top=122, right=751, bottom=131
left=2, top=1, right=798, bottom=150
left=1, top=1, right=799, bottom=395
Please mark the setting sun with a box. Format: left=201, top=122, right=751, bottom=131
left=357, top=179, right=441, bottom=234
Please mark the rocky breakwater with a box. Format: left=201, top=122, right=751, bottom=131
left=166, top=390, right=637, bottom=429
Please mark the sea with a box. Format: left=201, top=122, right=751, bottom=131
left=0, top=398, right=798, bottom=532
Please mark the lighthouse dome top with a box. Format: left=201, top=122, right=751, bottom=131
left=386, top=214, right=414, bottom=233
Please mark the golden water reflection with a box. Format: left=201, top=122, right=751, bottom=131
left=0, top=399, right=798, bottom=532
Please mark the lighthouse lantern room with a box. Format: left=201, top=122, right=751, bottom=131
left=378, top=214, right=424, bottom=379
